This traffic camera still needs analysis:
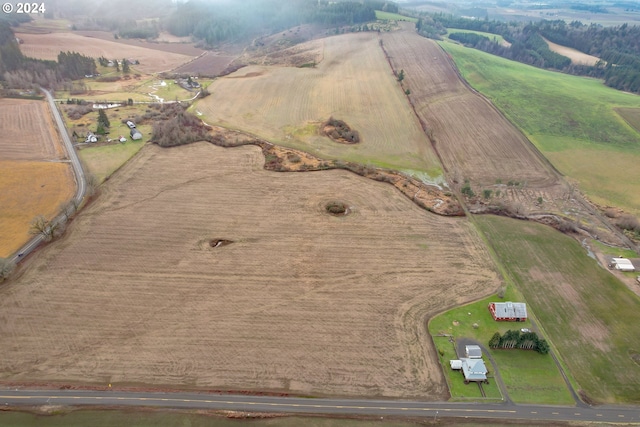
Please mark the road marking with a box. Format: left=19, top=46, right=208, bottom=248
left=619, top=414, right=625, bottom=418
left=596, top=414, right=602, bottom=417
left=552, top=412, right=559, bottom=415
left=531, top=411, right=537, bottom=414
left=574, top=412, right=580, bottom=415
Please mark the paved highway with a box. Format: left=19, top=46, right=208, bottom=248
left=0, top=389, right=638, bottom=423
left=8, top=88, right=86, bottom=265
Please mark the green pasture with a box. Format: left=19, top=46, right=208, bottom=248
left=446, top=28, right=508, bottom=45
left=439, top=41, right=640, bottom=213
left=591, top=239, right=638, bottom=259
left=429, top=291, right=572, bottom=404
left=79, top=138, right=146, bottom=183
left=475, top=215, right=640, bottom=404
left=375, top=10, right=418, bottom=22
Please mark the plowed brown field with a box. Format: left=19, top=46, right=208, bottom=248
left=17, top=32, right=194, bottom=74
left=0, top=142, right=500, bottom=398
left=381, top=27, right=558, bottom=187
left=0, top=99, right=75, bottom=257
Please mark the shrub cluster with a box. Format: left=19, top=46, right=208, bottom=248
left=326, top=117, right=360, bottom=143
left=489, top=330, right=550, bottom=354
left=151, top=104, right=214, bottom=148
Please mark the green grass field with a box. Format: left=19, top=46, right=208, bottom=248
left=440, top=41, right=640, bottom=214
left=429, top=291, right=573, bottom=404
left=475, top=215, right=640, bottom=404
left=79, top=138, right=146, bottom=183
left=446, top=29, right=508, bottom=45
left=375, top=10, right=418, bottom=22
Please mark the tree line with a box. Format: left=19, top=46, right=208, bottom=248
left=1, top=22, right=97, bottom=90
left=163, top=0, right=387, bottom=46
left=488, top=329, right=550, bottom=354
left=417, top=14, right=640, bottom=94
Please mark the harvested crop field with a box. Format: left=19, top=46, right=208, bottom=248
left=0, top=99, right=75, bottom=257
left=380, top=26, right=558, bottom=187
left=543, top=37, right=601, bottom=66
left=0, top=142, right=500, bottom=398
left=197, top=33, right=442, bottom=175
left=0, top=99, right=65, bottom=161
left=165, top=51, right=235, bottom=76
left=17, top=32, right=195, bottom=74
left=0, top=162, right=74, bottom=257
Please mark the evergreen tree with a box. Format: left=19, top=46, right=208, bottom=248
left=97, top=109, right=110, bottom=129
left=122, top=58, right=130, bottom=73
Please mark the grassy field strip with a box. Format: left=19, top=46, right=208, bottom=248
left=475, top=215, right=640, bottom=404
left=446, top=28, right=508, bottom=45
left=439, top=41, right=640, bottom=213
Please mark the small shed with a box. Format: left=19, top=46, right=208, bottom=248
left=465, top=345, right=482, bottom=359
left=450, top=360, right=462, bottom=370
left=609, top=257, right=635, bottom=272
left=460, top=358, right=488, bottom=383
left=85, top=132, right=98, bottom=143
left=130, top=128, right=142, bottom=140
left=489, top=301, right=527, bottom=322
left=119, top=136, right=127, bottom=143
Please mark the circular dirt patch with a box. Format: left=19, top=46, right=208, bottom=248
left=209, top=239, right=233, bottom=248
left=325, top=201, right=350, bottom=216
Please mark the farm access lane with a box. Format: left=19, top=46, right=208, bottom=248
left=0, top=389, right=638, bottom=423
left=7, top=88, right=86, bottom=265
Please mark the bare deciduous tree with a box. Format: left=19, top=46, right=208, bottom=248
left=29, top=215, right=59, bottom=241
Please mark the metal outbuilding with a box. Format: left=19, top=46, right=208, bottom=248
left=609, top=257, right=635, bottom=272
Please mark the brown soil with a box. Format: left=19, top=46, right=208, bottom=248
left=203, top=125, right=463, bottom=217
left=170, top=51, right=237, bottom=77
left=381, top=23, right=629, bottom=248
left=0, top=142, right=500, bottom=399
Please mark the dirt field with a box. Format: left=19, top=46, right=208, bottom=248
left=0, top=99, right=66, bottom=160
left=380, top=26, right=558, bottom=188
left=0, top=142, right=500, bottom=398
left=16, top=32, right=195, bottom=74
left=0, top=99, right=75, bottom=257
left=172, top=52, right=236, bottom=76
left=197, top=33, right=442, bottom=176
left=543, top=38, right=601, bottom=66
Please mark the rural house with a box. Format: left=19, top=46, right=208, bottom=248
left=609, top=257, right=636, bottom=272
left=460, top=358, right=488, bottom=383
left=488, top=301, right=527, bottom=322
left=465, top=345, right=482, bottom=359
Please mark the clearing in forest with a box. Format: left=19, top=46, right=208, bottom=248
left=197, top=32, right=442, bottom=176
left=0, top=142, right=500, bottom=399
left=542, top=37, right=601, bottom=66
left=0, top=99, right=75, bottom=257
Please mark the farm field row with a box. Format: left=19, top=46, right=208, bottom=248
left=475, top=215, right=640, bottom=404
left=197, top=33, right=442, bottom=176
left=0, top=161, right=74, bottom=257
left=0, top=99, right=75, bottom=258
left=0, top=142, right=500, bottom=399
left=439, top=41, right=640, bottom=214
left=16, top=32, right=196, bottom=74
left=379, top=27, right=558, bottom=188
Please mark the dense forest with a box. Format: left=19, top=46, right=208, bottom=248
left=163, top=0, right=385, bottom=46
left=417, top=14, right=640, bottom=93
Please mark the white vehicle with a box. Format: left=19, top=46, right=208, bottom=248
left=126, top=120, right=136, bottom=129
